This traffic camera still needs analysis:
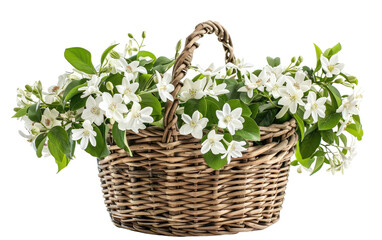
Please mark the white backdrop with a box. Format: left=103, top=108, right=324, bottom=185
left=1, top=0, right=381, bottom=239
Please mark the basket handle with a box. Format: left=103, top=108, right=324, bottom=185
left=162, top=20, right=236, bottom=143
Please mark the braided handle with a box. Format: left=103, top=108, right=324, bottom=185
left=162, top=20, right=236, bottom=143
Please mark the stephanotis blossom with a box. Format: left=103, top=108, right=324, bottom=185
left=45, top=73, right=70, bottom=104
left=222, top=140, right=246, bottom=163
left=155, top=71, right=174, bottom=102
left=119, top=60, right=147, bottom=78
left=116, top=75, right=140, bottom=104
left=336, top=89, right=362, bottom=120
left=81, top=96, right=105, bottom=126
left=264, top=65, right=284, bottom=80
left=238, top=71, right=268, bottom=98
left=204, top=79, right=229, bottom=100
left=118, top=102, right=153, bottom=133
left=285, top=71, right=312, bottom=93
left=79, top=75, right=102, bottom=98
left=99, top=93, right=127, bottom=121
left=179, top=78, right=206, bottom=102
left=276, top=83, right=304, bottom=118
left=72, top=120, right=97, bottom=150
left=201, top=130, right=226, bottom=154
left=179, top=110, right=208, bottom=139
left=303, top=92, right=326, bottom=123
left=216, top=103, right=245, bottom=135
left=41, top=108, right=60, bottom=129
left=226, top=58, right=253, bottom=75
left=320, top=54, right=344, bottom=77
left=265, top=75, right=286, bottom=98
left=196, top=63, right=223, bottom=78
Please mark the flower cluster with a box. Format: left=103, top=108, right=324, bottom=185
left=13, top=35, right=363, bottom=174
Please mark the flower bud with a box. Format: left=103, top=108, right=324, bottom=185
left=14, top=107, right=21, bottom=112
left=142, top=31, right=146, bottom=39
left=347, top=76, right=358, bottom=84
left=291, top=57, right=296, bottom=63
left=137, top=95, right=142, bottom=102
left=226, top=68, right=233, bottom=76
left=298, top=56, right=303, bottom=62
left=106, top=81, right=114, bottom=91
left=176, top=39, right=182, bottom=53
left=110, top=50, right=120, bottom=59
left=335, top=78, right=344, bottom=84
left=297, top=166, right=302, bottom=173
left=128, top=33, right=134, bottom=39
left=25, top=85, right=33, bottom=92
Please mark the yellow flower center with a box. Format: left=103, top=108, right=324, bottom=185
left=91, top=107, right=100, bottom=115
left=328, top=65, right=335, bottom=72
left=126, top=65, right=133, bottom=73
left=109, top=103, right=117, bottom=111
left=224, top=115, right=232, bottom=123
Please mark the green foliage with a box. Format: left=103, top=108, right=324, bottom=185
left=140, top=93, right=162, bottom=121
left=227, top=99, right=252, bottom=117
left=236, top=116, right=260, bottom=141
left=153, top=56, right=174, bottom=73
left=112, top=122, right=132, bottom=156
left=12, top=107, right=28, bottom=118
left=299, top=130, right=321, bottom=159
left=84, top=125, right=109, bottom=158
left=64, top=47, right=96, bottom=74
left=184, top=98, right=207, bottom=117
left=101, top=43, right=119, bottom=65
left=318, top=112, right=341, bottom=130
left=34, top=134, right=47, bottom=158
left=27, top=103, right=42, bottom=122
left=266, top=57, right=281, bottom=67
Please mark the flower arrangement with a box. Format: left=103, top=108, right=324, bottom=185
left=13, top=32, right=363, bottom=174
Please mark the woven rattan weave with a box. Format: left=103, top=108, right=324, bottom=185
left=97, top=20, right=298, bottom=236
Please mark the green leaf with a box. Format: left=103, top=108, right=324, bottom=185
left=47, top=126, right=71, bottom=157
left=300, top=130, right=321, bottom=159
left=227, top=99, right=252, bottom=117
left=255, top=108, right=278, bottom=126
left=203, top=150, right=227, bottom=170
left=266, top=57, right=281, bottom=67
left=223, top=78, right=241, bottom=100
left=69, top=94, right=87, bottom=110
left=34, top=134, right=47, bottom=158
left=112, top=122, right=132, bottom=156
left=47, top=140, right=70, bottom=173
left=321, top=130, right=334, bottom=144
left=153, top=56, right=174, bottom=74
left=84, top=125, right=110, bottom=158
left=311, top=156, right=325, bottom=175
left=346, top=124, right=363, bottom=140
left=12, top=107, right=28, bottom=118
left=137, top=51, right=156, bottom=71
left=295, top=141, right=315, bottom=168
left=239, top=91, right=255, bottom=105
left=64, top=47, right=96, bottom=74
left=293, top=113, right=305, bottom=141
left=140, top=93, right=162, bottom=121
left=329, top=43, right=342, bottom=57
left=249, top=103, right=259, bottom=119
left=325, top=84, right=342, bottom=108
left=318, top=112, right=341, bottom=130
left=339, top=133, right=347, bottom=146
left=27, top=103, right=42, bottom=122
left=63, top=79, right=87, bottom=102
left=101, top=43, right=119, bottom=66
left=236, top=116, right=260, bottom=141
left=184, top=98, right=207, bottom=117
left=313, top=44, right=322, bottom=72
left=206, top=99, right=219, bottom=126
left=99, top=73, right=123, bottom=92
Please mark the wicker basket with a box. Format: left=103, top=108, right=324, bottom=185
left=97, top=20, right=298, bottom=236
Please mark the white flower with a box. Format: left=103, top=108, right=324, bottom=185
left=99, top=93, right=128, bottom=121
left=179, top=78, right=206, bottom=102
left=201, top=130, right=226, bottom=154
left=336, top=118, right=352, bottom=136
left=265, top=75, right=286, bottom=98
left=264, top=65, right=284, bottom=81
left=79, top=75, right=102, bottom=98
left=285, top=71, right=312, bottom=93
left=108, top=57, right=124, bottom=74
left=179, top=111, right=208, bottom=139
left=320, top=54, right=344, bottom=77
left=155, top=71, right=174, bottom=102
left=222, top=140, right=246, bottom=163
left=336, top=90, right=361, bottom=120
left=204, top=80, right=229, bottom=100
left=116, top=75, right=140, bottom=104
left=124, top=40, right=136, bottom=57
left=303, top=92, right=326, bottom=123
left=81, top=96, right=105, bottom=125
left=138, top=56, right=153, bottom=63
left=72, top=120, right=97, bottom=150
left=238, top=71, right=268, bottom=98
left=118, top=102, right=153, bottom=133
left=276, top=84, right=304, bottom=118
left=216, top=103, right=245, bottom=135
left=44, top=74, right=70, bottom=104
left=41, top=108, right=60, bottom=129
left=226, top=58, right=253, bottom=75
left=196, top=63, right=223, bottom=78
left=119, top=60, right=147, bottom=78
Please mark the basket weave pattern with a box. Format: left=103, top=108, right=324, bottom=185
left=97, top=21, right=298, bottom=236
